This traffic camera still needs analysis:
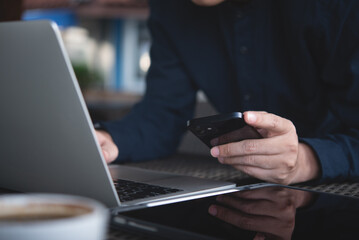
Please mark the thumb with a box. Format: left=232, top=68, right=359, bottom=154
left=244, top=111, right=292, bottom=136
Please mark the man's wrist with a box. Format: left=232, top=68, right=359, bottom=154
left=293, top=143, right=321, bottom=184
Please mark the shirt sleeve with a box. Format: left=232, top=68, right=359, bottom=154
left=100, top=1, right=197, bottom=162
left=300, top=1, right=359, bottom=182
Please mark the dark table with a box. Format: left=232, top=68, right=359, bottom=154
left=1, top=153, right=359, bottom=240
left=107, top=153, right=359, bottom=240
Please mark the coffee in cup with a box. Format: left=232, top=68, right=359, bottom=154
left=0, top=194, right=108, bottom=240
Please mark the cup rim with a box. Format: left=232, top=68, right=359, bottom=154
left=0, top=193, right=107, bottom=225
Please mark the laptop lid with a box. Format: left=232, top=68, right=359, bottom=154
left=0, top=20, right=120, bottom=207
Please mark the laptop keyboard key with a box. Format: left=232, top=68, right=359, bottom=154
left=113, top=179, right=183, bottom=202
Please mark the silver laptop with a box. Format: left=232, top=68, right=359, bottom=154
left=0, top=20, right=240, bottom=208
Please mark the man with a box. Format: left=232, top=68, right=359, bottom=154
left=96, top=0, right=359, bottom=185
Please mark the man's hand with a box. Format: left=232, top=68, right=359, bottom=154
left=95, top=130, right=119, bottom=164
left=210, top=111, right=320, bottom=184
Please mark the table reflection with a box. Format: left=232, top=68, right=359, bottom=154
left=209, top=187, right=313, bottom=240
left=118, top=185, right=359, bottom=240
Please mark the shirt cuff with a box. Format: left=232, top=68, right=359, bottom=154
left=299, top=137, right=348, bottom=183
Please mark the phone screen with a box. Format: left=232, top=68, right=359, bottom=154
left=187, top=112, right=262, bottom=148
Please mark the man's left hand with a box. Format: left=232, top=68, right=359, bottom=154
left=210, top=111, right=320, bottom=184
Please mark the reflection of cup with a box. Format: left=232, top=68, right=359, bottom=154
left=0, top=194, right=108, bottom=240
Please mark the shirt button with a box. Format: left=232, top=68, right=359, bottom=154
left=240, top=46, right=248, bottom=54
left=244, top=94, right=251, bottom=101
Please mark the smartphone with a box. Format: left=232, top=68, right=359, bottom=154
left=187, top=112, right=262, bottom=148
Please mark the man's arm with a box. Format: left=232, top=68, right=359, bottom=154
left=298, top=1, right=359, bottom=182
left=211, top=1, right=359, bottom=184
left=98, top=1, right=197, bottom=163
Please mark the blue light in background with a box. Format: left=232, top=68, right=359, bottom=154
left=22, top=9, right=77, bottom=28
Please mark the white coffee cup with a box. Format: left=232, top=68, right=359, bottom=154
left=0, top=194, right=108, bottom=240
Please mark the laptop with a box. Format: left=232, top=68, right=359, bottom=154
left=0, top=20, right=268, bottom=208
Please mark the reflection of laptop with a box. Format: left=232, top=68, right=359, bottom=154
left=0, top=20, right=244, bottom=208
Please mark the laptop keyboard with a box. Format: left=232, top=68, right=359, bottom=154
left=113, top=179, right=183, bottom=202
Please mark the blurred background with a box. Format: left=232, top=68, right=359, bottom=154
left=0, top=0, right=215, bottom=155
left=1, top=0, right=151, bottom=119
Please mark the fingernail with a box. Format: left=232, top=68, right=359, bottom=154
left=211, top=147, right=219, bottom=157
left=218, top=157, right=224, bottom=163
left=247, top=112, right=257, bottom=123
left=208, top=206, right=217, bottom=216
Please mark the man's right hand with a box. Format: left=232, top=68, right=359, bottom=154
left=95, top=130, right=119, bottom=164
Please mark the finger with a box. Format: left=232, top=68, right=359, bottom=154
left=102, top=142, right=118, bottom=163
left=102, top=148, right=113, bottom=163
left=219, top=151, right=298, bottom=171
left=95, top=131, right=119, bottom=163
left=95, top=131, right=106, bottom=145
left=95, top=131, right=111, bottom=162
left=100, top=143, right=111, bottom=162
left=219, top=154, right=276, bottom=169
left=244, top=111, right=293, bottom=136
left=211, top=137, right=288, bottom=158
left=231, top=165, right=293, bottom=185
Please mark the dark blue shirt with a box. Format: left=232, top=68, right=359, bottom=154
left=102, top=0, right=359, bottom=183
